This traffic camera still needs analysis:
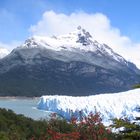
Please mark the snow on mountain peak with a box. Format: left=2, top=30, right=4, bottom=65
left=20, top=27, right=111, bottom=54
left=17, top=27, right=132, bottom=68
left=0, top=47, right=9, bottom=59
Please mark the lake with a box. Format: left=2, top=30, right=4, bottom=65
left=0, top=97, right=51, bottom=120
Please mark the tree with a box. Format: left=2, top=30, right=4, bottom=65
left=111, top=118, right=140, bottom=140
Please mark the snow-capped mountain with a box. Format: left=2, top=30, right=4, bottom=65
left=37, top=88, right=140, bottom=125
left=0, top=26, right=140, bottom=96
left=0, top=47, right=9, bottom=59
left=11, top=26, right=138, bottom=72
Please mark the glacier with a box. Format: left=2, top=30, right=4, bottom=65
left=37, top=89, right=140, bottom=124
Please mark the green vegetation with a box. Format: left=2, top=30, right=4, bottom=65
left=0, top=108, right=115, bottom=140
left=111, top=118, right=140, bottom=140
left=0, top=108, right=140, bottom=140
left=132, top=84, right=140, bottom=89
left=0, top=108, right=49, bottom=139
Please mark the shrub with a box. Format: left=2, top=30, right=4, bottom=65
left=111, top=118, right=140, bottom=140
left=0, top=108, right=118, bottom=140
left=132, top=84, right=140, bottom=89
left=35, top=112, right=115, bottom=140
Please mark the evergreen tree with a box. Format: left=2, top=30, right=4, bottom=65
left=111, top=118, right=140, bottom=140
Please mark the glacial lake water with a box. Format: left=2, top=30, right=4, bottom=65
left=0, top=97, right=51, bottom=120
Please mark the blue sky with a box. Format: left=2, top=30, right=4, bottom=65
left=0, top=0, right=140, bottom=43
left=0, top=0, right=140, bottom=67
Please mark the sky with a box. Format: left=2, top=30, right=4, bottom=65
left=0, top=0, right=140, bottom=68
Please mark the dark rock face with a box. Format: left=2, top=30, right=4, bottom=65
left=0, top=48, right=140, bottom=96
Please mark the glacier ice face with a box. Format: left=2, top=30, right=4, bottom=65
left=37, top=89, right=140, bottom=124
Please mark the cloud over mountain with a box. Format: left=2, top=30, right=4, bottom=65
left=30, top=11, right=140, bottom=68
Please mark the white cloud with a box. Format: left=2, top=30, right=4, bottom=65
left=29, top=11, right=140, bottom=68
left=0, top=41, right=21, bottom=51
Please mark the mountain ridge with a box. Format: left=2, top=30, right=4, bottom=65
left=0, top=27, right=140, bottom=96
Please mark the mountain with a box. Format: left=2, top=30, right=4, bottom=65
left=0, top=47, right=9, bottom=59
left=0, top=26, right=140, bottom=96
left=37, top=88, right=140, bottom=124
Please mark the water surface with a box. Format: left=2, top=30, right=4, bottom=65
left=0, top=97, right=51, bottom=120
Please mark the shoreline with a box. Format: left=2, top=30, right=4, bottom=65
left=0, top=96, right=39, bottom=99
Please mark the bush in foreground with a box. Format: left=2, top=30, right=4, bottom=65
left=3, top=108, right=140, bottom=140
left=111, top=118, right=140, bottom=140
left=32, top=112, right=115, bottom=140
left=0, top=108, right=117, bottom=140
left=0, top=108, right=49, bottom=139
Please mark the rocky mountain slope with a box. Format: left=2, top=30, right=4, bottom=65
left=0, top=26, right=140, bottom=96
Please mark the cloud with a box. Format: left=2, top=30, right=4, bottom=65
left=0, top=41, right=21, bottom=51
left=29, top=11, right=140, bottom=68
